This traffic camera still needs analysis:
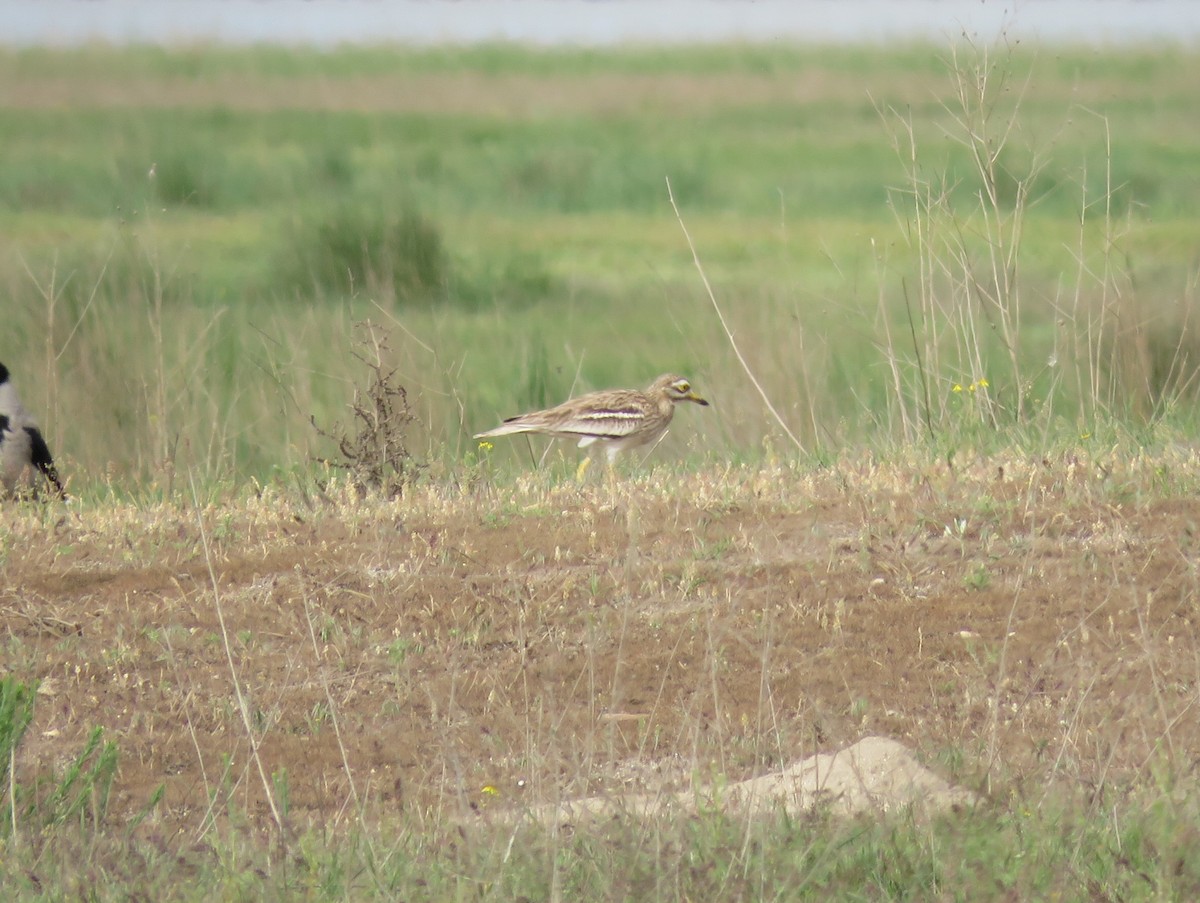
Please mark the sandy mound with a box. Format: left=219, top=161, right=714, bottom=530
left=525, top=736, right=976, bottom=824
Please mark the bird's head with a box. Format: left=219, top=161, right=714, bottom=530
left=653, top=374, right=709, bottom=406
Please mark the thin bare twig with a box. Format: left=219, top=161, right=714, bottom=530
left=190, top=473, right=284, bottom=835
left=666, top=177, right=805, bottom=453
left=300, top=579, right=384, bottom=881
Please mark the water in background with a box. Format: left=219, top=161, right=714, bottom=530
left=2, top=0, right=1198, bottom=47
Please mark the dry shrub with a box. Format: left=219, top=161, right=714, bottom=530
left=311, top=323, right=424, bottom=497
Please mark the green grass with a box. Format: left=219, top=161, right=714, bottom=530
left=1, top=41, right=1199, bottom=486
left=4, top=781, right=1200, bottom=899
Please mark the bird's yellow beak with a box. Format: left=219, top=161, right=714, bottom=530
left=687, top=391, right=709, bottom=406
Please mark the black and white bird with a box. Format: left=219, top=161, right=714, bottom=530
left=0, top=362, right=66, bottom=499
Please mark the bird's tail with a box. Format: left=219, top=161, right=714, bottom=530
left=473, top=420, right=533, bottom=440
left=25, top=426, right=67, bottom=500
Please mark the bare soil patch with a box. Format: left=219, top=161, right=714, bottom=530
left=3, top=452, right=1199, bottom=838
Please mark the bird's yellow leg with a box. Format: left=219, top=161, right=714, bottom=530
left=576, top=456, right=592, bottom=483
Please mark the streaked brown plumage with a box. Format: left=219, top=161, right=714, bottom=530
left=475, top=373, right=708, bottom=464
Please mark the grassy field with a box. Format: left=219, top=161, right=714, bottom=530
left=5, top=453, right=1200, bottom=898
left=2, top=39, right=1200, bottom=899
left=2, top=41, right=1199, bottom=486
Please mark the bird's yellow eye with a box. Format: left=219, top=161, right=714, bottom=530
left=675, top=381, right=690, bottom=393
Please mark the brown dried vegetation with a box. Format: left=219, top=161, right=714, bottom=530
left=3, top=448, right=1199, bottom=840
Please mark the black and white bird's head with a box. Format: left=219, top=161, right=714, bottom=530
left=0, top=361, right=66, bottom=500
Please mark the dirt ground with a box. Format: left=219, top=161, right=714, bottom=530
left=4, top=450, right=1200, bottom=839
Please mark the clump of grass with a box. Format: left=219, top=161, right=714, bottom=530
left=272, top=202, right=561, bottom=310
left=149, top=150, right=222, bottom=208
left=875, top=38, right=1045, bottom=444
left=1097, top=275, right=1200, bottom=423
left=1, top=676, right=124, bottom=842
left=871, top=37, right=1200, bottom=454
left=276, top=203, right=448, bottom=303
left=311, top=322, right=425, bottom=497
left=0, top=677, right=36, bottom=799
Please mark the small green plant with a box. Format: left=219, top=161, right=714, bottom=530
left=964, top=562, right=992, bottom=591
left=0, top=677, right=37, bottom=793
left=693, top=536, right=733, bottom=561
left=304, top=702, right=332, bottom=735
left=386, top=637, right=416, bottom=664
left=271, top=767, right=292, bottom=819
left=1, top=677, right=122, bottom=839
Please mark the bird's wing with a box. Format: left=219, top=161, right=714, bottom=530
left=536, top=390, right=653, bottom=440
left=476, top=389, right=653, bottom=441
left=548, top=407, right=647, bottom=439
